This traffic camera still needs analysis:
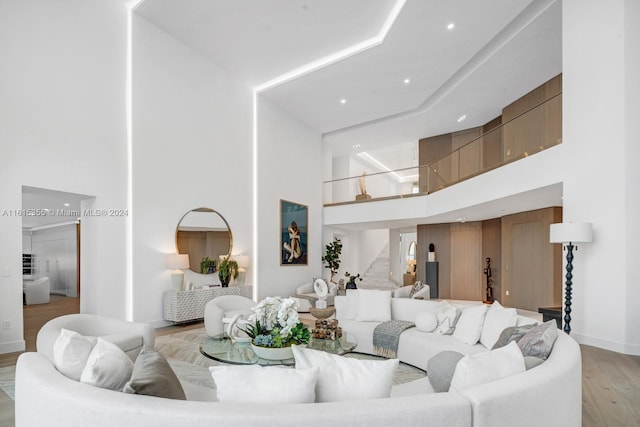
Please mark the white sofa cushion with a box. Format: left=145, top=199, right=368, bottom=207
left=433, top=301, right=461, bottom=335
left=80, top=337, right=134, bottom=391
left=480, top=301, right=518, bottom=349
left=453, top=304, right=488, bottom=345
left=209, top=364, right=319, bottom=404
left=53, top=329, right=97, bottom=381
left=292, top=345, right=398, bottom=402
left=450, top=341, right=525, bottom=392
left=355, top=289, right=392, bottom=322
left=415, top=311, right=437, bottom=332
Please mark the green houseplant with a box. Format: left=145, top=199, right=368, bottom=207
left=200, top=257, right=216, bottom=274
left=322, top=238, right=342, bottom=283
left=218, top=257, right=238, bottom=287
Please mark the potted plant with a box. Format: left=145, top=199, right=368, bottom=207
left=200, top=257, right=216, bottom=274
left=321, top=237, right=342, bottom=283
left=344, top=271, right=362, bottom=289
left=218, top=257, right=238, bottom=287
left=241, top=297, right=310, bottom=360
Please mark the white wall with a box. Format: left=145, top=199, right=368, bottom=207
left=132, top=15, right=253, bottom=325
left=0, top=0, right=129, bottom=353
left=563, top=0, right=639, bottom=355
left=257, top=96, right=323, bottom=299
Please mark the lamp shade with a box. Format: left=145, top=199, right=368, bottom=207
left=235, top=255, right=250, bottom=269
left=549, top=223, right=593, bottom=244
left=166, top=254, right=189, bottom=269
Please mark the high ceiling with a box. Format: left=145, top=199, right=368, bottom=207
left=135, top=0, right=562, bottom=156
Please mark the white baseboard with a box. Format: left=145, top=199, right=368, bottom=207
left=572, top=332, right=640, bottom=356
left=0, top=339, right=25, bottom=355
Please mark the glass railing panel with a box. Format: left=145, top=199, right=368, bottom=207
left=323, top=93, right=562, bottom=205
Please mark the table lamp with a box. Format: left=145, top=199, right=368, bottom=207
left=549, top=222, right=593, bottom=334
left=166, top=254, right=190, bottom=291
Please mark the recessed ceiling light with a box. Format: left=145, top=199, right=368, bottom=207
left=340, top=98, right=347, bottom=104
left=447, top=23, right=455, bottom=30
left=403, top=78, right=411, bottom=84
left=64, top=203, right=70, bottom=207
left=457, top=114, right=466, bottom=122
left=352, top=144, right=361, bottom=149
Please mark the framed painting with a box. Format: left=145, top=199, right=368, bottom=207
left=280, top=199, right=308, bottom=266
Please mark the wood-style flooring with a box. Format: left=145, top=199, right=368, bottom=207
left=1, top=296, right=639, bottom=427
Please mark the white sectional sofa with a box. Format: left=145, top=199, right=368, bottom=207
left=15, top=303, right=582, bottom=427
left=335, top=293, right=582, bottom=427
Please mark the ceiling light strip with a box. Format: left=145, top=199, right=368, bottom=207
left=254, top=0, right=406, bottom=93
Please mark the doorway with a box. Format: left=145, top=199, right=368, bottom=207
left=21, top=186, right=91, bottom=345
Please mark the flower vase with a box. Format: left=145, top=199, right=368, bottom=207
left=250, top=344, right=294, bottom=361
left=346, top=280, right=358, bottom=290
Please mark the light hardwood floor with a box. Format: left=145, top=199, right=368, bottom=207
left=1, top=297, right=639, bottom=427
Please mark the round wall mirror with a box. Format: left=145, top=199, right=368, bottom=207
left=175, top=208, right=233, bottom=274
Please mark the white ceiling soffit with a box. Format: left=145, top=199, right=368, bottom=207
left=263, top=0, right=535, bottom=132
left=22, top=186, right=91, bottom=230
left=135, top=0, right=561, bottom=153
left=325, top=0, right=562, bottom=156
left=134, top=0, right=399, bottom=87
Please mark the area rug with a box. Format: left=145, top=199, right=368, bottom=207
left=155, top=327, right=426, bottom=387
left=0, top=365, right=16, bottom=400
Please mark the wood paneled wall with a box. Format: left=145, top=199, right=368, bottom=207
left=417, top=207, right=561, bottom=311
left=501, top=207, right=563, bottom=311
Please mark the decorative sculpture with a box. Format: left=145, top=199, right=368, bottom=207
left=483, top=257, right=494, bottom=303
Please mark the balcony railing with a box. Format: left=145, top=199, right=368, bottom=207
left=324, top=92, right=562, bottom=206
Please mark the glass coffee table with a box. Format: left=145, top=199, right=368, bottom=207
left=200, top=332, right=357, bottom=366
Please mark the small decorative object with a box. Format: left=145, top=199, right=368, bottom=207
left=241, top=296, right=310, bottom=360
left=483, top=257, right=494, bottom=303
left=313, top=278, right=329, bottom=309
left=217, top=257, right=238, bottom=288
left=428, top=243, right=436, bottom=262
left=344, top=271, right=362, bottom=290
left=356, top=171, right=372, bottom=200
left=281, top=200, right=308, bottom=265
left=322, top=237, right=342, bottom=283
left=200, top=256, right=217, bottom=274
left=312, top=318, right=342, bottom=340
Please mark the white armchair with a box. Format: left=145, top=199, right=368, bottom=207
left=36, top=313, right=155, bottom=362
left=392, top=283, right=431, bottom=299
left=24, top=276, right=50, bottom=305
left=204, top=295, right=255, bottom=337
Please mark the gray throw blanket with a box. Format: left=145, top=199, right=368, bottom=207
left=373, top=320, right=415, bottom=359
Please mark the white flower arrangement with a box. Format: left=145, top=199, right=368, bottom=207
left=243, top=296, right=310, bottom=348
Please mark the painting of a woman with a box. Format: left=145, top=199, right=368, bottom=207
left=280, top=200, right=308, bottom=265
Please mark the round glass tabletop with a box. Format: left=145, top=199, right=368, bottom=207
left=200, top=332, right=358, bottom=366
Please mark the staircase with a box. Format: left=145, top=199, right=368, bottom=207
left=360, top=245, right=398, bottom=290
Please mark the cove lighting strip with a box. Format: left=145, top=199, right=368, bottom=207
left=251, top=0, right=406, bottom=297
left=357, top=152, right=418, bottom=183
left=127, top=0, right=145, bottom=321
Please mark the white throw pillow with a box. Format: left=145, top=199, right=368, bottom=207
left=53, top=329, right=98, bottom=381
left=433, top=301, right=460, bottom=335
left=80, top=337, right=134, bottom=391
left=355, top=289, right=392, bottom=322
left=344, top=289, right=359, bottom=319
left=450, top=341, right=525, bottom=392
left=415, top=311, right=438, bottom=332
left=453, top=304, right=489, bottom=345
left=292, top=345, right=398, bottom=402
left=480, top=300, right=518, bottom=349
left=209, top=365, right=319, bottom=404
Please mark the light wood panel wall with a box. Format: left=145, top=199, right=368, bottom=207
left=416, top=223, right=451, bottom=298
left=502, top=74, right=562, bottom=161
left=450, top=222, right=483, bottom=300
left=501, top=207, right=563, bottom=311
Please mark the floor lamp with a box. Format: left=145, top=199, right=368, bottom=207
left=549, top=222, right=593, bottom=334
